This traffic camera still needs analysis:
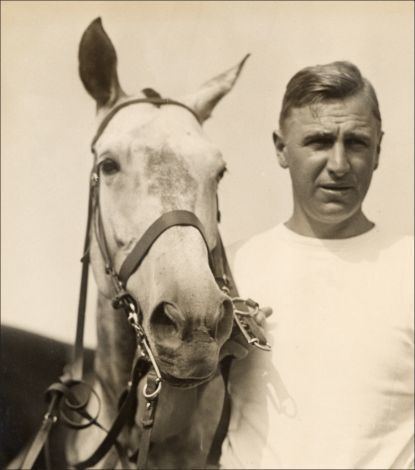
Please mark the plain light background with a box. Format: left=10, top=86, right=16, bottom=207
left=2, top=1, right=413, bottom=347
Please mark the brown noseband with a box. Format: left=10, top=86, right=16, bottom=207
left=118, top=210, right=212, bottom=287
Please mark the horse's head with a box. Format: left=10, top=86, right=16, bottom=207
left=79, top=19, right=247, bottom=385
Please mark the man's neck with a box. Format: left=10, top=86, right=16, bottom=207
left=286, top=211, right=375, bottom=239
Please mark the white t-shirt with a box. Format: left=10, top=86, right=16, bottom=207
left=221, top=224, right=414, bottom=469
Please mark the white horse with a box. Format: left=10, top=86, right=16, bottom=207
left=65, top=18, right=250, bottom=469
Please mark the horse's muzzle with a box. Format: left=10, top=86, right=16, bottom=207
left=150, top=297, right=233, bottom=345
left=147, top=297, right=233, bottom=379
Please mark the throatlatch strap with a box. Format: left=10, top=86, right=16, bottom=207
left=118, top=210, right=212, bottom=287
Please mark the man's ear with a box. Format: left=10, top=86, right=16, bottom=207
left=272, top=131, right=289, bottom=169
left=374, top=130, right=384, bottom=170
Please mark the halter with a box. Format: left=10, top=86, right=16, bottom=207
left=21, top=94, right=270, bottom=470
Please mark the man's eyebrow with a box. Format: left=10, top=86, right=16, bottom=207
left=344, top=130, right=371, bottom=140
left=302, top=131, right=335, bottom=143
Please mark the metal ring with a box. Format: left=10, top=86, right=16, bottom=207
left=63, top=381, right=93, bottom=411
left=143, top=379, right=162, bottom=400
left=232, top=298, right=259, bottom=317
left=59, top=382, right=101, bottom=429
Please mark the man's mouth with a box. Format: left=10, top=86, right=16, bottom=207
left=318, top=183, right=354, bottom=195
left=319, top=183, right=354, bottom=190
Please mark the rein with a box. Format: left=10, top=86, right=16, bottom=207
left=20, top=95, right=270, bottom=470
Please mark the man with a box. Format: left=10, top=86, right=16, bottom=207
left=220, top=61, right=414, bottom=469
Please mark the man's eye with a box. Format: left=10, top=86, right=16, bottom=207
left=346, top=138, right=368, bottom=148
left=305, top=138, right=333, bottom=150
left=100, top=159, right=120, bottom=175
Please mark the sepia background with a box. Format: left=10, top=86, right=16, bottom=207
left=2, top=1, right=413, bottom=347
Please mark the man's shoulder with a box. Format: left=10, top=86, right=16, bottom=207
left=361, top=228, right=413, bottom=284
left=374, top=229, right=413, bottom=258
left=224, top=224, right=286, bottom=274
left=382, top=232, right=414, bottom=276
left=228, top=225, right=280, bottom=257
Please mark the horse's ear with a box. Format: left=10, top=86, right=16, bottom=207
left=183, top=54, right=250, bottom=123
left=78, top=18, right=125, bottom=109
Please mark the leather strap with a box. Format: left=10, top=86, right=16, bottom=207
left=136, top=370, right=160, bottom=470
left=71, top=356, right=145, bottom=469
left=206, top=237, right=238, bottom=466
left=91, top=97, right=200, bottom=149
left=119, top=210, right=212, bottom=287
left=207, top=235, right=268, bottom=465
left=20, top=394, right=59, bottom=469
left=69, top=172, right=96, bottom=381
left=20, top=417, right=55, bottom=469
left=207, top=355, right=233, bottom=466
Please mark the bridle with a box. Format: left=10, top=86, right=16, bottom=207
left=20, top=94, right=270, bottom=470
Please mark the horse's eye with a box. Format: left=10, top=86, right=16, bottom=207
left=100, top=158, right=120, bottom=175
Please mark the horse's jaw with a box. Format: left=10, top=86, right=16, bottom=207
left=160, top=368, right=218, bottom=389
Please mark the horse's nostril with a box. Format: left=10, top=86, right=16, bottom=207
left=150, top=302, right=181, bottom=342
left=215, top=298, right=234, bottom=343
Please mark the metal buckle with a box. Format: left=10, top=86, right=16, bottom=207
left=112, top=289, right=136, bottom=310
left=232, top=297, right=271, bottom=351
left=91, top=172, right=99, bottom=186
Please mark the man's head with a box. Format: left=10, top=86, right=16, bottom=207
left=273, top=61, right=384, bottom=238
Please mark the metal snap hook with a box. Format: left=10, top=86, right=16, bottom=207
left=143, top=378, right=162, bottom=400
left=251, top=338, right=272, bottom=351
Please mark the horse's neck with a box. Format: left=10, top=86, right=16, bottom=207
left=94, top=292, right=137, bottom=402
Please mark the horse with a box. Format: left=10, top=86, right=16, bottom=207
left=67, top=17, right=252, bottom=469
left=3, top=17, right=266, bottom=469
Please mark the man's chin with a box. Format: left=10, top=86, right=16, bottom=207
left=291, top=203, right=370, bottom=238
left=314, top=203, right=358, bottom=223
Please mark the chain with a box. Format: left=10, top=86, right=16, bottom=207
left=227, top=293, right=272, bottom=352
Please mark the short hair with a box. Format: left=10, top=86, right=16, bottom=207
left=279, top=61, right=382, bottom=130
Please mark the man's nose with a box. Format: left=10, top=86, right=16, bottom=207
left=326, top=142, right=350, bottom=177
